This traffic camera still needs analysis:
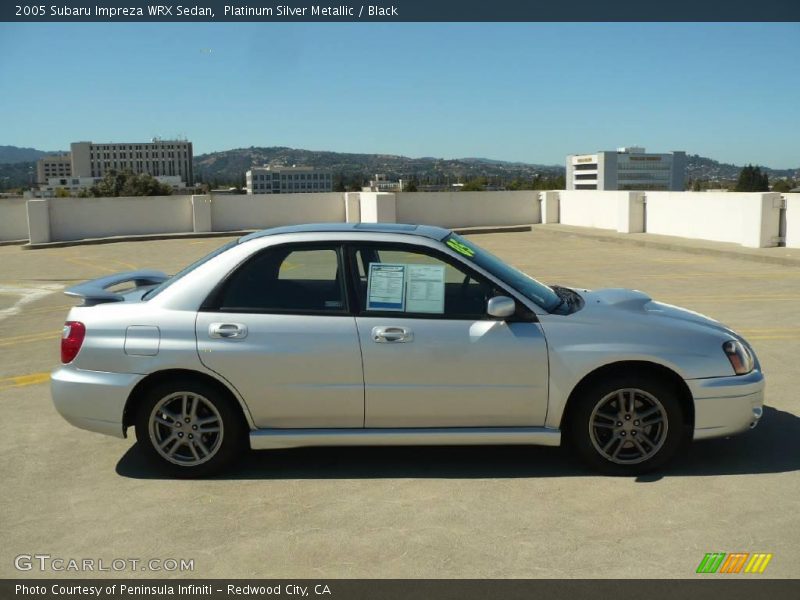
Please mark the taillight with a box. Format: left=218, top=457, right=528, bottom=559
left=61, top=321, right=86, bottom=364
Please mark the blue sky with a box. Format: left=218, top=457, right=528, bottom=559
left=1, top=23, right=798, bottom=167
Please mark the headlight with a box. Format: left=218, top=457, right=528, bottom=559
left=722, top=340, right=754, bottom=375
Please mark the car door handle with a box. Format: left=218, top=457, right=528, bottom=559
left=372, top=326, right=413, bottom=343
left=209, top=323, right=248, bottom=339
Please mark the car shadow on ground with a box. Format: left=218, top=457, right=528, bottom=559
left=116, top=406, right=800, bottom=481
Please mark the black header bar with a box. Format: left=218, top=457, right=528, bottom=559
left=3, top=0, right=800, bottom=22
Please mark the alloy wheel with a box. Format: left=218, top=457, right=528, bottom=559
left=588, top=388, right=669, bottom=465
left=148, top=392, right=224, bottom=466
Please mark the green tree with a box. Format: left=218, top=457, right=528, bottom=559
left=507, top=177, right=539, bottom=190
left=771, top=179, right=793, bottom=193
left=91, top=170, right=125, bottom=197
left=121, top=173, right=174, bottom=196
left=90, top=170, right=173, bottom=197
left=54, top=187, right=71, bottom=198
left=735, top=165, right=769, bottom=192
left=333, top=173, right=347, bottom=192
left=461, top=177, right=487, bottom=191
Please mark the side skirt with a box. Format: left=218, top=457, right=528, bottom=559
left=249, top=427, right=561, bottom=450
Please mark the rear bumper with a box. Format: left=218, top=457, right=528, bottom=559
left=687, top=369, right=765, bottom=440
left=51, top=366, right=143, bottom=438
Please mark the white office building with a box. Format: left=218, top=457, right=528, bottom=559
left=566, top=147, right=686, bottom=191
left=246, top=165, right=333, bottom=194
left=70, top=139, right=193, bottom=185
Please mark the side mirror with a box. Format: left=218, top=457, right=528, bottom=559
left=487, top=296, right=515, bottom=319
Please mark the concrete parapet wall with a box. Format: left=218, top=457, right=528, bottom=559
left=395, top=191, right=540, bottom=228
left=559, top=191, right=636, bottom=231
left=14, top=188, right=791, bottom=250
left=210, top=192, right=345, bottom=232
left=0, top=197, right=30, bottom=241
left=47, top=195, right=194, bottom=242
left=646, top=192, right=782, bottom=248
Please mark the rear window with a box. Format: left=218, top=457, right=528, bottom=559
left=143, top=240, right=238, bottom=300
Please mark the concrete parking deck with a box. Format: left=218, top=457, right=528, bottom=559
left=0, top=230, right=798, bottom=579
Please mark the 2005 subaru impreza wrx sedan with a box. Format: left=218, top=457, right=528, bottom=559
left=51, top=223, right=765, bottom=476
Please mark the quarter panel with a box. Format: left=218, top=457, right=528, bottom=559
left=68, top=305, right=206, bottom=375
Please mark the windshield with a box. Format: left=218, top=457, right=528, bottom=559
left=444, top=233, right=561, bottom=312
left=142, top=239, right=238, bottom=300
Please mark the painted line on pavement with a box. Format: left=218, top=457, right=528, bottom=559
left=0, top=331, right=60, bottom=347
left=0, top=283, right=63, bottom=324
left=0, top=371, right=51, bottom=391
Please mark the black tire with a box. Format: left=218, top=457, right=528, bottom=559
left=134, top=378, right=247, bottom=478
left=567, top=374, right=689, bottom=476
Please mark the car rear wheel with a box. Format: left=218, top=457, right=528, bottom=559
left=134, top=379, right=246, bottom=477
left=568, top=376, right=688, bottom=475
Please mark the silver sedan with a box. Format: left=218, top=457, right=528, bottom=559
left=51, top=223, right=765, bottom=476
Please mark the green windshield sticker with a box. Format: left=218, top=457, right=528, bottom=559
left=446, top=238, right=475, bottom=257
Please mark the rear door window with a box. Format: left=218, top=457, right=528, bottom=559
left=218, top=246, right=346, bottom=313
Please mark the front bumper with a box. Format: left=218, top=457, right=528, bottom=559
left=51, top=366, right=143, bottom=438
left=687, top=369, right=765, bottom=440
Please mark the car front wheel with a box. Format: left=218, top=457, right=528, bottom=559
left=134, top=379, right=246, bottom=477
left=568, top=376, right=688, bottom=475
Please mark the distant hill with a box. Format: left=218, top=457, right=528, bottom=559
left=193, top=146, right=564, bottom=186
left=0, top=161, right=35, bottom=189
left=685, top=154, right=797, bottom=182
left=0, top=145, right=65, bottom=164
left=193, top=146, right=799, bottom=186
left=1, top=144, right=797, bottom=190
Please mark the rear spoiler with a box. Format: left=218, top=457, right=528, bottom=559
left=65, top=270, right=169, bottom=306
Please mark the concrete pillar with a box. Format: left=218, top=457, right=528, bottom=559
left=192, top=194, right=212, bottom=232
left=540, top=191, right=560, bottom=224
left=359, top=192, right=396, bottom=223
left=786, top=194, right=800, bottom=249
left=741, top=193, right=781, bottom=248
left=345, top=192, right=361, bottom=223
left=617, top=192, right=645, bottom=233
left=26, top=199, right=51, bottom=244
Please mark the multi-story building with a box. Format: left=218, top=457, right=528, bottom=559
left=566, top=147, right=686, bottom=191
left=70, top=139, right=193, bottom=185
left=36, top=154, right=72, bottom=184
left=363, top=174, right=404, bottom=193
left=246, top=165, right=333, bottom=194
